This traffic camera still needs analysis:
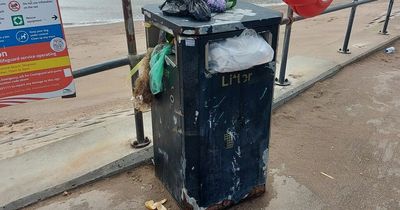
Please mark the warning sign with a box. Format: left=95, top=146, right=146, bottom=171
left=8, top=1, right=21, bottom=12
left=0, top=0, right=75, bottom=108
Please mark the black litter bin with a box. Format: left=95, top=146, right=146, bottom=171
left=142, top=2, right=282, bottom=209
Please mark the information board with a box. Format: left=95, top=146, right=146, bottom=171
left=0, top=0, right=75, bottom=108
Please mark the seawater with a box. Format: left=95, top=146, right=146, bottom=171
left=58, top=0, right=283, bottom=27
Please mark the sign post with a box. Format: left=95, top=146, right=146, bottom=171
left=0, top=0, right=75, bottom=108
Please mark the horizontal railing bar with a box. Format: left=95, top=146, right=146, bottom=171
left=73, top=57, right=129, bottom=78
left=281, top=0, right=377, bottom=25
left=72, top=54, right=144, bottom=79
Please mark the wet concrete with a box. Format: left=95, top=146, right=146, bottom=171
left=26, top=166, right=326, bottom=210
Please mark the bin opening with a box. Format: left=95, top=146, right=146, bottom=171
left=206, top=29, right=275, bottom=73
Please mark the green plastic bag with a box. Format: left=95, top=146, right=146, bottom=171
left=226, top=0, right=237, bottom=9
left=149, top=44, right=172, bottom=95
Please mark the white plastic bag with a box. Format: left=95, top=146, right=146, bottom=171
left=208, top=29, right=274, bottom=73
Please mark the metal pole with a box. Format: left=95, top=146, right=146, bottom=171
left=276, top=7, right=293, bottom=86
left=122, top=0, right=150, bottom=148
left=72, top=57, right=130, bottom=79
left=339, top=0, right=358, bottom=54
left=380, top=0, right=394, bottom=34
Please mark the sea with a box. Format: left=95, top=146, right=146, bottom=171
left=58, top=0, right=283, bottom=27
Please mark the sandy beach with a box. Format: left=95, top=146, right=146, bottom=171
left=0, top=0, right=396, bottom=137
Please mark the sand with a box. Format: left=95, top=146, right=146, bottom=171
left=0, top=0, right=394, bottom=137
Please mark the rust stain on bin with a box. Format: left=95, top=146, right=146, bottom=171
left=181, top=185, right=266, bottom=210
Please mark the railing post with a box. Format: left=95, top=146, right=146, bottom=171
left=276, top=7, right=293, bottom=86
left=380, top=0, right=394, bottom=35
left=122, top=0, right=151, bottom=149
left=339, top=0, right=358, bottom=54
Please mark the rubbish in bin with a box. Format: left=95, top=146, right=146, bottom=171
left=207, top=0, right=238, bottom=12
left=385, top=47, right=396, bottom=54
left=133, top=48, right=154, bottom=111
left=206, top=0, right=227, bottom=13
left=145, top=199, right=168, bottom=210
left=159, top=0, right=187, bottom=17
left=150, top=44, right=172, bottom=95
left=208, top=29, right=274, bottom=73
left=160, top=0, right=211, bottom=21
left=188, top=0, right=212, bottom=21
left=225, top=0, right=237, bottom=9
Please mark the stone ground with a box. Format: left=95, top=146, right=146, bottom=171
left=24, top=41, right=400, bottom=210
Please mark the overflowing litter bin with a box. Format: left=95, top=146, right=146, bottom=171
left=142, top=2, right=282, bottom=209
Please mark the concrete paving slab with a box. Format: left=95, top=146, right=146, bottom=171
left=0, top=114, right=153, bottom=210
left=0, top=110, right=138, bottom=161
left=274, top=21, right=400, bottom=108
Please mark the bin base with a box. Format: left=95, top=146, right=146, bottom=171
left=181, top=184, right=266, bottom=210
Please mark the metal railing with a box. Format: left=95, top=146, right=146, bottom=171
left=122, top=0, right=150, bottom=148
left=70, top=0, right=395, bottom=147
left=276, top=0, right=392, bottom=85
left=72, top=57, right=129, bottom=79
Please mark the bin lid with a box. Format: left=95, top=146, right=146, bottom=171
left=142, top=2, right=282, bottom=36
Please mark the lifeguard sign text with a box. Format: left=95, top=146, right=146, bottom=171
left=0, top=0, right=75, bottom=108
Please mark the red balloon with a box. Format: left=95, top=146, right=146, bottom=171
left=284, top=0, right=333, bottom=18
